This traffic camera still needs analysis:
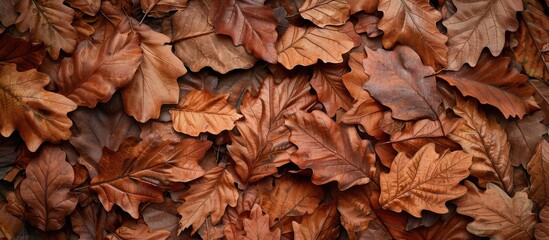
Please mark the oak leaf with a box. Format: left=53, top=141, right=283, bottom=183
left=377, top=0, right=448, bottom=70
left=379, top=143, right=472, bottom=217
left=209, top=0, right=278, bottom=63
left=0, top=0, right=17, bottom=30
left=438, top=53, right=536, bottom=118
left=70, top=202, right=99, bottom=240
left=527, top=140, right=549, bottom=208
left=310, top=62, right=353, bottom=116
left=363, top=46, right=443, bottom=121
left=390, top=112, right=463, bottom=143
left=57, top=31, right=142, bottom=108
left=336, top=185, right=377, bottom=240
left=170, top=90, right=242, bottom=136
left=513, top=0, right=549, bottom=83
left=242, top=204, right=281, bottom=240
left=227, top=73, right=317, bottom=183
left=15, top=0, right=78, bottom=59
left=66, top=0, right=100, bottom=16
left=455, top=181, right=536, bottom=239
left=443, top=0, right=523, bottom=70
left=299, top=0, right=350, bottom=27
left=107, top=221, right=171, bottom=240
left=292, top=202, right=340, bottom=240
left=171, top=0, right=256, bottom=74
left=504, top=111, right=546, bottom=167
left=177, top=166, right=239, bottom=235
left=0, top=64, right=77, bottom=152
left=276, top=24, right=354, bottom=69
left=341, top=51, right=370, bottom=100
left=20, top=145, right=78, bottom=231
left=536, top=206, right=549, bottom=239
left=286, top=110, right=375, bottom=191
left=346, top=0, right=378, bottom=14
left=530, top=79, right=549, bottom=124
left=448, top=97, right=514, bottom=193
left=215, top=64, right=268, bottom=108
left=90, top=133, right=210, bottom=219
left=141, top=0, right=187, bottom=17
left=0, top=35, right=46, bottom=71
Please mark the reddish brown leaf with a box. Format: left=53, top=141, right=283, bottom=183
left=527, top=140, right=549, bottom=208
left=455, top=181, right=536, bottom=239
left=0, top=0, right=17, bottom=29
left=363, top=46, right=443, bottom=121
left=530, top=79, right=549, bottom=124
left=215, top=64, right=268, bottom=109
left=209, top=0, right=278, bottom=63
left=141, top=0, right=187, bottom=17
left=0, top=199, right=23, bottom=240
left=0, top=136, right=20, bottom=179
left=20, top=146, right=78, bottom=231
left=299, top=0, right=350, bottom=27
left=228, top=73, right=317, bottom=183
left=0, top=34, right=46, bottom=71
left=90, top=133, right=210, bottom=219
left=286, top=110, right=375, bottom=191
left=504, top=111, right=546, bottom=167
left=438, top=53, right=536, bottom=118
left=177, top=166, right=239, bottom=235
left=536, top=205, right=549, bottom=239
left=378, top=0, right=448, bottom=70
left=242, top=204, right=281, bottom=240
left=311, top=62, right=353, bottom=116
left=57, top=31, right=142, bottom=108
left=170, top=90, right=242, bottom=136
left=107, top=221, right=171, bottom=240
left=0, top=64, right=77, bottom=152
left=342, top=51, right=370, bottom=100
left=70, top=202, right=99, bottom=240
left=380, top=143, right=472, bottom=217
left=340, top=99, right=386, bottom=140
left=443, top=0, right=523, bottom=70
left=336, top=185, right=377, bottom=240
left=15, top=0, right=78, bottom=59
left=292, top=202, right=340, bottom=240
left=390, top=112, right=463, bottom=143
left=66, top=0, right=99, bottom=16
left=346, top=0, right=378, bottom=14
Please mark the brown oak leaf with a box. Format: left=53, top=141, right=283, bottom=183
left=310, top=62, right=353, bottom=116
left=292, top=202, right=340, bottom=240
left=0, top=34, right=46, bottom=71
left=242, top=204, right=281, bottom=240
left=527, top=140, right=549, bottom=208
left=299, top=0, right=350, bottom=27
left=107, top=221, right=171, bottom=240
left=504, top=111, right=546, bottom=167
left=336, top=185, right=377, bottom=240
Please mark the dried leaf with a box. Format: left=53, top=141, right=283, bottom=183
left=346, top=0, right=378, bottom=14
left=0, top=64, right=77, bottom=152
left=299, top=0, right=350, bottom=27
left=455, top=181, right=536, bottom=239
left=311, top=62, right=353, bottom=116
left=336, top=185, right=377, bottom=240
left=504, top=111, right=546, bottom=167
left=380, top=143, right=472, bottom=217
left=70, top=202, right=99, bottom=240
left=109, top=221, right=171, bottom=240
left=530, top=78, right=549, bottom=124
left=170, top=90, right=242, bottom=136
left=292, top=202, right=340, bottom=240
left=390, top=112, right=462, bottom=143
left=66, top=0, right=100, bottom=16
left=242, top=204, right=281, bottom=240
left=141, top=0, right=187, bottom=17
left=536, top=205, right=549, bottom=239
left=0, top=0, right=17, bottom=29
left=0, top=34, right=46, bottom=71
left=20, top=146, right=78, bottom=231
left=286, top=110, right=375, bottom=191
left=527, top=140, right=549, bottom=208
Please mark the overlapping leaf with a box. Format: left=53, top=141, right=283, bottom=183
left=0, top=34, right=46, bottom=71
left=298, top=0, right=350, bottom=27
left=310, top=62, right=353, bottom=116
left=504, top=111, right=546, bottom=167
left=527, top=140, right=549, bottom=208
left=292, top=202, right=340, bottom=240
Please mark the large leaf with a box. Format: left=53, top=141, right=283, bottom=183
left=57, top=30, right=142, bottom=107
left=20, top=145, right=78, bottom=231
left=170, top=90, right=242, bottom=136
left=227, top=73, right=317, bottom=183
left=504, top=111, right=546, bottom=167
left=455, top=181, right=536, bottom=239
left=0, top=34, right=46, bottom=71
left=448, top=97, right=514, bottom=193
left=377, top=0, right=448, bottom=70
left=90, top=133, right=210, bottom=219
left=298, top=0, right=350, bottom=27
left=513, top=0, right=549, bottom=84
left=171, top=0, right=256, bottom=74
left=363, top=46, right=443, bottom=121
left=379, top=143, right=472, bottom=217
left=15, top=0, right=78, bottom=59
left=276, top=24, right=354, bottom=69
left=209, top=0, right=278, bottom=63
left=292, top=202, right=340, bottom=240
left=177, top=166, right=239, bottom=235
left=443, top=0, right=523, bottom=70
left=0, top=64, right=77, bottom=152
left=286, top=110, right=375, bottom=191
left=437, top=53, right=535, bottom=118
left=310, top=62, right=353, bottom=116
left=527, top=140, right=549, bottom=208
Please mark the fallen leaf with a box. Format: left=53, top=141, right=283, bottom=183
left=0, top=136, right=20, bottom=179
left=0, top=34, right=46, bottom=71
left=527, top=140, right=549, bottom=208
left=242, top=204, right=281, bottom=240
left=0, top=0, right=17, bottom=29
left=310, top=62, right=353, bottom=116
left=66, top=0, right=100, bottom=16
left=299, top=0, right=350, bottom=27
left=20, top=145, right=78, bottom=231
left=70, top=202, right=99, bottom=240
left=530, top=79, right=549, bottom=124
left=504, top=111, right=546, bottom=167
left=379, top=143, right=472, bottom=217
left=336, top=185, right=377, bottom=240
left=292, top=202, right=340, bottom=240
left=455, top=181, right=536, bottom=239
left=286, top=110, right=375, bottom=191
left=390, top=112, right=462, bottom=143
left=0, top=64, right=77, bottom=152
left=536, top=205, right=549, bottom=239
left=141, top=0, right=187, bottom=17
left=346, top=0, right=378, bottom=14
left=108, top=221, right=171, bottom=240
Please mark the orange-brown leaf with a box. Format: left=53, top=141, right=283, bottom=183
left=299, top=0, right=350, bottom=27
left=0, top=64, right=77, bottom=152
left=66, top=0, right=100, bottom=16
left=292, top=202, right=340, bottom=240
left=108, top=221, right=171, bottom=240
left=242, top=204, right=281, bottom=240
left=536, top=205, right=549, bottom=239
left=380, top=143, right=472, bottom=217
left=504, top=111, right=546, bottom=167
left=170, top=90, right=242, bottom=136
left=336, top=185, right=377, bottom=240
left=20, top=145, right=78, bottom=231
left=530, top=79, right=549, bottom=124
left=0, top=34, right=46, bottom=71
left=311, top=62, right=353, bottom=116
left=286, top=110, right=375, bottom=191
left=455, top=181, right=536, bottom=239
left=527, top=140, right=549, bottom=208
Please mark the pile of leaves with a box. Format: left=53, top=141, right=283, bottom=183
left=0, top=0, right=549, bottom=239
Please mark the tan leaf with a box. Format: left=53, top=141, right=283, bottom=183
left=15, top=0, right=78, bottom=59
left=209, top=0, right=278, bottom=63
left=228, top=73, right=317, bottom=183
left=20, top=146, right=78, bottom=231
left=177, top=166, right=239, bottom=235
left=504, top=111, right=546, bottom=167
left=57, top=31, right=142, bottom=108
left=438, top=53, right=536, bottom=118
left=299, top=0, right=350, bottom=27
left=170, top=90, right=241, bottom=136
left=340, top=99, right=386, bottom=140
left=455, top=181, right=536, bottom=239
left=171, top=0, right=256, bottom=74
left=276, top=24, right=354, bottom=69
left=378, top=0, right=448, bottom=70
left=527, top=140, right=549, bottom=208
left=448, top=97, right=514, bottom=193
left=380, top=143, right=472, bottom=217
left=90, top=133, right=210, bottom=219
left=443, top=0, right=523, bottom=70
left=311, top=62, right=353, bottom=116
left=0, top=64, right=77, bottom=152
left=286, top=110, right=375, bottom=191
left=243, top=204, right=281, bottom=240
left=292, top=202, right=340, bottom=240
